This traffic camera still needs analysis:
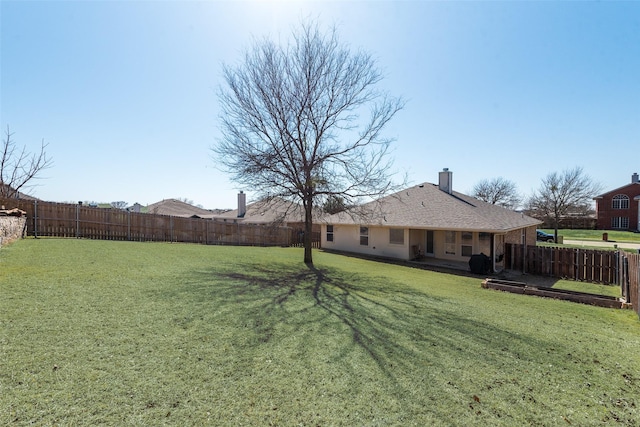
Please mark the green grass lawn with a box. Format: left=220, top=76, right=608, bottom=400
left=550, top=280, right=621, bottom=298
left=541, top=229, right=640, bottom=243
left=2, top=239, right=640, bottom=426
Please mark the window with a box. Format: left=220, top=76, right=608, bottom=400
left=389, top=228, right=404, bottom=245
left=326, top=225, right=334, bottom=242
left=461, top=232, right=473, bottom=257
left=612, top=217, right=629, bottom=229
left=445, top=231, right=456, bottom=255
left=360, top=226, right=369, bottom=246
left=612, top=194, right=630, bottom=210
left=479, top=232, right=491, bottom=255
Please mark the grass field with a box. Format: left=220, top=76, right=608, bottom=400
left=541, top=229, right=640, bottom=243
left=549, top=280, right=621, bottom=298
left=2, top=239, right=640, bottom=426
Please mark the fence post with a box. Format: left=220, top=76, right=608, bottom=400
left=76, top=203, right=80, bottom=238
left=33, top=200, right=38, bottom=238
left=636, top=255, right=640, bottom=319
left=127, top=210, right=131, bottom=241
left=614, top=251, right=619, bottom=286
left=623, top=255, right=630, bottom=303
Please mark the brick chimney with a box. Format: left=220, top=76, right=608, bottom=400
left=438, top=168, right=453, bottom=194
left=632, top=173, right=639, bottom=184
left=237, top=191, right=246, bottom=218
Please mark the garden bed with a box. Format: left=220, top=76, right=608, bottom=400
left=482, top=278, right=630, bottom=309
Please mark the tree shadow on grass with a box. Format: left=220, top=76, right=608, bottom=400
left=171, top=260, right=556, bottom=385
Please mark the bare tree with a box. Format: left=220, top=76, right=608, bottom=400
left=177, top=197, right=194, bottom=205
left=175, top=197, right=204, bottom=208
left=472, top=177, right=522, bottom=210
left=322, top=195, right=349, bottom=214
left=110, top=201, right=128, bottom=209
left=0, top=126, right=52, bottom=198
left=213, top=21, right=405, bottom=264
left=526, top=167, right=602, bottom=241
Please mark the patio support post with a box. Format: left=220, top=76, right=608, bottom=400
left=522, top=229, right=526, bottom=274
left=491, top=234, right=495, bottom=273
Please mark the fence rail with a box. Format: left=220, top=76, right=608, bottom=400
left=0, top=198, right=319, bottom=248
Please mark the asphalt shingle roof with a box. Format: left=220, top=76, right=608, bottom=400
left=213, top=198, right=305, bottom=224
left=594, top=182, right=640, bottom=198
left=326, top=182, right=541, bottom=232
left=146, top=199, right=222, bottom=218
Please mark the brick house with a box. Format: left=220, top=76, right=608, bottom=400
left=594, top=173, right=640, bottom=231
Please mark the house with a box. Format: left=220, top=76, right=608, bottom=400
left=320, top=169, right=541, bottom=272
left=146, top=198, right=225, bottom=218
left=0, top=183, right=39, bottom=201
left=212, top=191, right=320, bottom=235
left=594, top=173, right=640, bottom=231
left=128, top=202, right=144, bottom=213
left=212, top=192, right=300, bottom=224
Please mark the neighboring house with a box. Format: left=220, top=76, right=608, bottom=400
left=128, top=202, right=144, bottom=213
left=594, top=173, right=640, bottom=231
left=212, top=191, right=319, bottom=233
left=0, top=183, right=39, bottom=201
left=321, top=169, right=541, bottom=272
left=146, top=199, right=226, bottom=218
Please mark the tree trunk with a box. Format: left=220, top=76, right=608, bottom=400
left=303, top=197, right=313, bottom=265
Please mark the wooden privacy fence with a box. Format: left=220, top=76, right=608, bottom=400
left=505, top=244, right=618, bottom=284
left=621, top=253, right=640, bottom=318
left=289, top=230, right=322, bottom=249
left=0, top=198, right=311, bottom=247
left=505, top=243, right=640, bottom=318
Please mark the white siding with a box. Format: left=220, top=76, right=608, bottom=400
left=322, top=224, right=410, bottom=260
left=324, top=224, right=504, bottom=264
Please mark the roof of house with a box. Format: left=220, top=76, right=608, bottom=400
left=213, top=197, right=306, bottom=224
left=594, top=182, right=640, bottom=199
left=324, top=182, right=541, bottom=232
left=146, top=199, right=225, bottom=218
left=0, top=183, right=39, bottom=201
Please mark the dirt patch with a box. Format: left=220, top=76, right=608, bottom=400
left=490, top=269, right=560, bottom=288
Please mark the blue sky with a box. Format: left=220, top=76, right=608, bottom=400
left=2, top=0, right=639, bottom=209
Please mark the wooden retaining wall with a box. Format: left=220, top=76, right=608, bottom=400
left=482, top=279, right=627, bottom=309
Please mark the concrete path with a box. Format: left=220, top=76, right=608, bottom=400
left=562, top=239, right=640, bottom=251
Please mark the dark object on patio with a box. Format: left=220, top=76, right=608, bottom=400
left=469, top=253, right=491, bottom=275
left=412, top=244, right=423, bottom=260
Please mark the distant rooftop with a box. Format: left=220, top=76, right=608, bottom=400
left=146, top=198, right=227, bottom=218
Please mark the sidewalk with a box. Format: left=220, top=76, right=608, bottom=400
left=562, top=239, right=640, bottom=250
